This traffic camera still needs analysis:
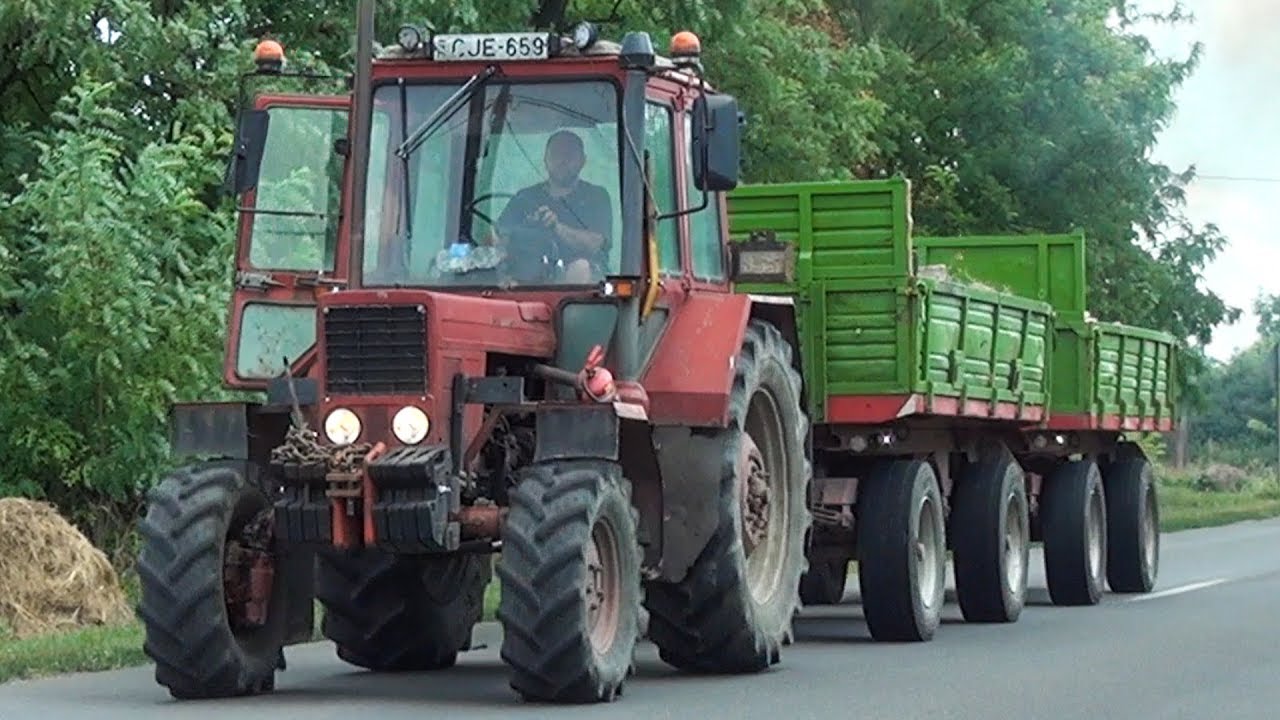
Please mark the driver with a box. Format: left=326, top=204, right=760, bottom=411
left=493, top=130, right=612, bottom=283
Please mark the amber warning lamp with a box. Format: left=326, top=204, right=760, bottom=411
left=254, top=39, right=285, bottom=73
left=670, top=31, right=701, bottom=68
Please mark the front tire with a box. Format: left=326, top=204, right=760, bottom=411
left=136, top=465, right=288, bottom=699
left=857, top=459, right=946, bottom=642
left=644, top=320, right=811, bottom=672
left=951, top=448, right=1030, bottom=623
left=1103, top=453, right=1159, bottom=593
left=316, top=549, right=490, bottom=671
left=497, top=460, right=641, bottom=703
left=1041, top=459, right=1107, bottom=606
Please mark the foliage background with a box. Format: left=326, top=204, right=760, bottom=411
left=0, top=0, right=1245, bottom=550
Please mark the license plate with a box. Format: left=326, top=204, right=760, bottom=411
left=432, top=33, right=551, bottom=62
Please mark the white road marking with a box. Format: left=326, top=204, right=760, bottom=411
left=1126, top=577, right=1229, bottom=602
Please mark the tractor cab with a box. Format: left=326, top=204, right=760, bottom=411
left=223, top=21, right=745, bottom=395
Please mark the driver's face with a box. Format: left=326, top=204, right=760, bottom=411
left=544, top=136, right=585, bottom=185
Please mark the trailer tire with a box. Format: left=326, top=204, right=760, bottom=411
left=857, top=459, right=946, bottom=641
left=1041, top=459, right=1107, bottom=606
left=645, top=320, right=811, bottom=672
left=1103, top=455, right=1159, bottom=593
left=799, top=559, right=848, bottom=606
left=136, top=465, right=287, bottom=699
left=316, top=549, right=489, bottom=672
left=497, top=460, right=641, bottom=703
left=952, top=449, right=1030, bottom=623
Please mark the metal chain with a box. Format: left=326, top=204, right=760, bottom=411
left=269, top=423, right=372, bottom=474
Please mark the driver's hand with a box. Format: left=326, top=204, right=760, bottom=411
left=533, top=206, right=559, bottom=228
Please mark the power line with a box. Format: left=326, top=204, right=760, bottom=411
left=1194, top=175, right=1280, bottom=184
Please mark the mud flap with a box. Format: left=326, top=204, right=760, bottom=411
left=650, top=427, right=724, bottom=583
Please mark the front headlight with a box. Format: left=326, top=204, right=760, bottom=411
left=324, top=408, right=362, bottom=445
left=392, top=406, right=430, bottom=445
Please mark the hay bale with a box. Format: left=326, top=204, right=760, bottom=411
left=1195, top=464, right=1250, bottom=493
left=0, top=498, right=131, bottom=638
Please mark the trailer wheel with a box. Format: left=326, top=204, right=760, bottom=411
left=857, top=459, right=946, bottom=642
left=952, top=449, right=1030, bottom=623
left=1041, top=459, right=1107, bottom=606
left=316, top=549, right=489, bottom=671
left=136, top=464, right=288, bottom=699
left=496, top=460, right=641, bottom=703
left=799, top=558, right=848, bottom=605
left=644, top=320, right=810, bottom=672
left=1103, top=454, right=1159, bottom=593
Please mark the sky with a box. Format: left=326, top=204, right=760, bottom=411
left=1134, top=0, right=1280, bottom=361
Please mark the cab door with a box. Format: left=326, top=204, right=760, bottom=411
left=223, top=94, right=351, bottom=390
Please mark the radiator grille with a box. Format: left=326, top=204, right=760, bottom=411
left=324, top=305, right=426, bottom=395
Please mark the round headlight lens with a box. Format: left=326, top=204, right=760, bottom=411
left=397, top=25, right=423, bottom=52
left=573, top=21, right=598, bottom=50
left=392, top=406, right=430, bottom=445
left=324, top=408, right=362, bottom=445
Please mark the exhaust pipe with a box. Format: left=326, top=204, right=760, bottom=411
left=347, top=0, right=376, bottom=288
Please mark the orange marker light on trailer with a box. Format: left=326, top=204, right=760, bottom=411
left=254, top=39, right=285, bottom=73
left=670, top=31, right=701, bottom=59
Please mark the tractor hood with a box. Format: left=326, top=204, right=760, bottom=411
left=312, top=288, right=559, bottom=448
left=317, top=288, right=557, bottom=384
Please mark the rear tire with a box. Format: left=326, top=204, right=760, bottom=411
left=136, top=465, right=287, bottom=699
left=316, top=549, right=490, bottom=671
left=799, top=558, right=848, bottom=606
left=497, top=460, right=641, bottom=703
left=1041, top=459, right=1107, bottom=606
left=1103, top=453, right=1159, bottom=593
left=857, top=459, right=946, bottom=642
left=952, top=448, right=1030, bottom=623
left=644, top=320, right=811, bottom=672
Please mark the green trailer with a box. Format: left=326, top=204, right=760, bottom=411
left=727, top=180, right=1054, bottom=427
left=726, top=177, right=1165, bottom=642
left=914, top=233, right=1178, bottom=433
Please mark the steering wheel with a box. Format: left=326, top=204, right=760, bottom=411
left=466, top=192, right=516, bottom=227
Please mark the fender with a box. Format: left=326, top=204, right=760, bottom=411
left=642, top=292, right=801, bottom=427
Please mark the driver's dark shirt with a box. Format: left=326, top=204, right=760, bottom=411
left=496, top=180, right=613, bottom=263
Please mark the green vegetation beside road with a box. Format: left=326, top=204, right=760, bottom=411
left=0, top=622, right=145, bottom=685
left=1158, top=465, right=1280, bottom=532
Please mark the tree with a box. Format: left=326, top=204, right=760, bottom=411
left=826, top=0, right=1237, bottom=354
left=0, top=0, right=1241, bottom=545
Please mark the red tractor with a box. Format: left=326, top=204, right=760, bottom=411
left=137, top=0, right=811, bottom=704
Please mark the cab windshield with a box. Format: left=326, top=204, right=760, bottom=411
left=362, top=79, right=622, bottom=288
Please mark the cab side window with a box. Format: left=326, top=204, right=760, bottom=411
left=645, top=102, right=680, bottom=274
left=684, top=112, right=725, bottom=281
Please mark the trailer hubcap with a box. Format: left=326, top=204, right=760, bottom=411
left=585, top=519, right=621, bottom=657
left=915, top=495, right=942, bottom=612
left=1086, top=485, right=1105, bottom=583
left=1004, top=492, right=1027, bottom=594
left=1141, top=483, right=1159, bottom=577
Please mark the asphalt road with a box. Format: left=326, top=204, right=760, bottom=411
left=3, top=518, right=1279, bottom=720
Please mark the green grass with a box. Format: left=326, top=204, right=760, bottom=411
left=1158, top=480, right=1280, bottom=532
left=0, top=622, right=146, bottom=684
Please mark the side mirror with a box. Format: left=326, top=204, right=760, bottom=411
left=691, top=93, right=741, bottom=192
left=225, top=109, right=271, bottom=196
left=729, top=232, right=796, bottom=284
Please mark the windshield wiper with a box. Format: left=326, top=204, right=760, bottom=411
left=395, top=65, right=498, bottom=160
